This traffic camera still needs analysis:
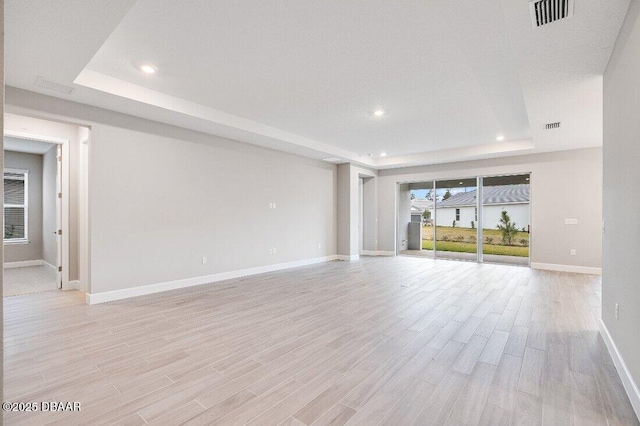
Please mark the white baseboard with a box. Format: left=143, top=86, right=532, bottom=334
left=4, top=259, right=44, bottom=269
left=42, top=260, right=57, bottom=271
left=67, top=280, right=86, bottom=292
left=336, top=254, right=360, bottom=261
left=360, top=250, right=395, bottom=257
left=531, top=262, right=602, bottom=275
left=3, top=259, right=59, bottom=271
left=86, top=255, right=339, bottom=304
left=599, top=319, right=640, bottom=420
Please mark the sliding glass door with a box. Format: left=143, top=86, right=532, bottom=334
left=399, top=173, right=531, bottom=266
left=402, top=181, right=434, bottom=257
left=433, top=178, right=478, bottom=262
left=481, top=174, right=530, bottom=266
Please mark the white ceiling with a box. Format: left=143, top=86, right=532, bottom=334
left=4, top=137, right=56, bottom=155
left=4, top=0, right=631, bottom=169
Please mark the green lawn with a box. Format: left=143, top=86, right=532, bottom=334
left=422, top=226, right=529, bottom=245
left=421, top=226, right=529, bottom=257
left=421, top=240, right=529, bottom=257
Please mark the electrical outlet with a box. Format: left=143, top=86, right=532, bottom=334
left=615, top=303, right=619, bottom=320
left=202, top=256, right=207, bottom=264
left=570, top=249, right=576, bottom=256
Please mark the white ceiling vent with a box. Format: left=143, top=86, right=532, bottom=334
left=545, top=122, right=561, bottom=129
left=34, top=76, right=75, bottom=95
left=529, top=0, right=574, bottom=28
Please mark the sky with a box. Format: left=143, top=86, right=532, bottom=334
left=412, top=187, right=474, bottom=201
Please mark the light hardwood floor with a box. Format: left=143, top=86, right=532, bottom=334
left=3, top=257, right=638, bottom=425
left=3, top=265, right=58, bottom=297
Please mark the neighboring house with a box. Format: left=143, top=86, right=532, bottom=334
left=410, top=205, right=423, bottom=222
left=410, top=198, right=435, bottom=223
left=432, top=184, right=530, bottom=230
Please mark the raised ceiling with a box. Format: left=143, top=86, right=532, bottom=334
left=4, top=0, right=631, bottom=168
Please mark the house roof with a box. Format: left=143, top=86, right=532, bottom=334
left=437, top=184, right=529, bottom=208
left=411, top=198, right=435, bottom=212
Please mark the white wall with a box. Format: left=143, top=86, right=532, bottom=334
left=337, top=163, right=376, bottom=258
left=434, top=207, right=472, bottom=228
left=434, top=204, right=529, bottom=230
left=3, top=150, right=43, bottom=263
left=362, top=176, right=377, bottom=252
left=483, top=204, right=529, bottom=231
left=378, top=148, right=602, bottom=269
left=42, top=145, right=57, bottom=267
left=6, top=88, right=338, bottom=295
left=336, top=164, right=351, bottom=256
left=397, top=184, right=411, bottom=251
left=603, top=0, right=640, bottom=414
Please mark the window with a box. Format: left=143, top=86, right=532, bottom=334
left=475, top=207, right=478, bottom=222
left=455, top=208, right=460, bottom=221
left=4, top=169, right=28, bottom=244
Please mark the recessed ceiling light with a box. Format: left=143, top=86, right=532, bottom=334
left=380, top=152, right=387, bottom=157
left=140, top=64, right=157, bottom=74
left=459, top=182, right=463, bottom=185
left=526, top=177, right=530, bottom=181
left=496, top=135, right=505, bottom=141
left=373, top=110, right=384, bottom=117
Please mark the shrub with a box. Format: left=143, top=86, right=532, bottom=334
left=442, top=235, right=450, bottom=241
left=497, top=210, right=518, bottom=245
left=468, top=235, right=477, bottom=243
left=470, top=220, right=475, bottom=229
left=519, top=238, right=528, bottom=246
left=485, top=236, right=493, bottom=244
left=455, top=235, right=464, bottom=242
left=452, top=220, right=457, bottom=228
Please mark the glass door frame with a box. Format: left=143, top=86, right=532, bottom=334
left=397, top=172, right=532, bottom=266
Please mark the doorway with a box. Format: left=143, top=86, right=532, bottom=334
left=3, top=134, right=67, bottom=296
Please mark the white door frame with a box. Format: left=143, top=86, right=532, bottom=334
left=358, top=178, right=364, bottom=255
left=3, top=130, right=70, bottom=289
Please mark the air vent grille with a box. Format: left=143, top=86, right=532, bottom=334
left=529, top=0, right=574, bottom=28
left=34, top=76, right=75, bottom=95
left=545, top=122, right=561, bottom=130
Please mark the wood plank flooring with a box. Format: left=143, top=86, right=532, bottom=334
left=3, top=256, right=638, bottom=425
left=3, top=265, right=58, bottom=297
